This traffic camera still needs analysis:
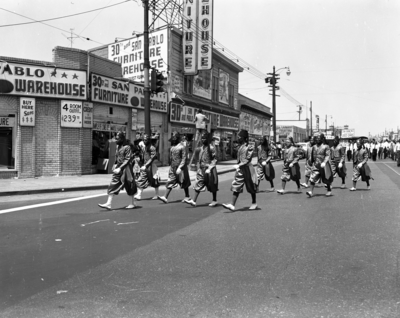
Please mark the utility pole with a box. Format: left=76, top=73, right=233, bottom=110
left=272, top=66, right=277, bottom=143
left=143, top=0, right=151, bottom=136
left=325, top=114, right=327, bottom=132
left=310, top=101, right=312, bottom=137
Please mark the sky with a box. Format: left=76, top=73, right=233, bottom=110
left=1, top=0, right=399, bottom=137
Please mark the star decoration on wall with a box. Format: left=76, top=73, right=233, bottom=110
left=51, top=71, right=57, bottom=77
left=72, top=74, right=79, bottom=79
left=61, top=72, right=68, bottom=78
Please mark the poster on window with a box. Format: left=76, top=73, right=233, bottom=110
left=82, top=102, right=93, bottom=128
left=131, top=109, right=137, bottom=131
left=61, top=100, right=82, bottom=128
left=193, top=70, right=212, bottom=99
left=219, top=70, right=229, bottom=104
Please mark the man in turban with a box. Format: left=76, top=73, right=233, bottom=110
left=222, top=130, right=257, bottom=211
left=184, top=131, right=219, bottom=207
left=306, top=133, right=333, bottom=198
left=98, top=131, right=137, bottom=210
left=158, top=131, right=192, bottom=203
left=256, top=135, right=275, bottom=192
left=350, top=139, right=372, bottom=191
left=134, top=133, right=160, bottom=200
left=277, top=137, right=301, bottom=194
left=331, top=136, right=347, bottom=189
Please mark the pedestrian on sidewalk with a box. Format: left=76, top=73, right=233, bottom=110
left=306, top=133, right=333, bottom=198
left=350, top=139, right=372, bottom=191
left=301, top=136, right=316, bottom=189
left=158, top=131, right=192, bottom=204
left=371, top=139, right=378, bottom=161
left=185, top=131, right=219, bottom=207
left=134, top=133, right=160, bottom=200
left=331, top=136, right=347, bottom=189
left=277, top=137, right=301, bottom=195
left=98, top=131, right=137, bottom=210
left=256, top=135, right=275, bottom=192
left=222, top=130, right=257, bottom=211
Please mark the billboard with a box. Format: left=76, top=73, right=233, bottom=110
left=193, top=70, right=212, bottom=99
left=218, top=69, right=229, bottom=104
left=108, top=28, right=168, bottom=81
left=0, top=62, right=86, bottom=100
left=182, top=0, right=214, bottom=75
left=341, top=129, right=355, bottom=138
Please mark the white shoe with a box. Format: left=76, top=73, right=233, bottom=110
left=249, top=204, right=257, bottom=210
left=349, top=187, right=357, bottom=191
left=340, top=184, right=346, bottom=189
left=134, top=194, right=141, bottom=200
left=269, top=188, right=275, bottom=192
left=367, top=186, right=371, bottom=190
left=157, top=196, right=168, bottom=203
left=151, top=196, right=158, bottom=200
left=222, top=203, right=235, bottom=211
left=306, top=191, right=313, bottom=198
left=326, top=191, right=332, bottom=197
left=98, top=203, right=111, bottom=210
left=182, top=197, right=191, bottom=203
left=209, top=201, right=218, bottom=207
left=124, top=204, right=136, bottom=209
left=277, top=189, right=285, bottom=195
left=300, top=183, right=309, bottom=188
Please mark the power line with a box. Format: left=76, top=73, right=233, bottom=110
left=0, top=1, right=131, bottom=28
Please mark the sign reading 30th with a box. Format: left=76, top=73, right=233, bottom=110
left=61, top=100, right=82, bottom=128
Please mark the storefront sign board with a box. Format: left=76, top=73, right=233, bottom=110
left=108, top=28, right=168, bottom=81
left=130, top=84, right=167, bottom=113
left=91, top=74, right=130, bottom=107
left=0, top=62, right=86, bottom=100
left=20, top=97, right=35, bottom=126
left=0, top=117, right=15, bottom=127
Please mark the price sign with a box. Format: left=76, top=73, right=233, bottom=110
left=20, top=97, right=35, bottom=126
left=61, top=100, right=82, bottom=128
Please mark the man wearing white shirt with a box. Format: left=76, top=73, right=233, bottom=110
left=364, top=141, right=371, bottom=159
left=383, top=140, right=389, bottom=159
left=395, top=140, right=400, bottom=166
left=346, top=142, right=352, bottom=162
left=378, top=140, right=383, bottom=159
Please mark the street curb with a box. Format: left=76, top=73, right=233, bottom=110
left=0, top=160, right=281, bottom=197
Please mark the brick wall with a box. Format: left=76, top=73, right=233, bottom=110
left=52, top=46, right=122, bottom=78
left=35, top=99, right=60, bottom=177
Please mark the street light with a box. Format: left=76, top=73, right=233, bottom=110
left=265, top=66, right=290, bottom=143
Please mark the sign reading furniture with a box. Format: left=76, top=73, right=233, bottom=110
left=0, top=62, right=86, bottom=100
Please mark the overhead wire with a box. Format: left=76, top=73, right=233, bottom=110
left=0, top=1, right=131, bottom=28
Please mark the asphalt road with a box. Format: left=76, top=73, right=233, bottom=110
left=1, top=160, right=400, bottom=318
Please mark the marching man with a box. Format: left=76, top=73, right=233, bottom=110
left=256, top=135, right=275, bottom=192
left=306, top=133, right=333, bottom=198
left=350, top=139, right=372, bottom=191
left=185, top=131, right=219, bottom=207
left=222, top=130, right=258, bottom=211
left=134, top=133, right=160, bottom=200
left=331, top=136, right=347, bottom=189
left=277, top=137, right=301, bottom=194
left=158, top=131, right=192, bottom=203
left=301, top=136, right=316, bottom=189
left=98, top=131, right=137, bottom=210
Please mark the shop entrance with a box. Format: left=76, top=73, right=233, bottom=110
left=0, top=128, right=13, bottom=169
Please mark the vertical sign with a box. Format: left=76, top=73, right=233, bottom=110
left=20, top=97, right=35, bottom=126
left=197, top=0, right=213, bottom=71
left=61, top=100, right=82, bottom=128
left=131, top=109, right=137, bottom=130
left=182, top=0, right=198, bottom=75
left=82, top=102, right=93, bottom=128
left=219, top=69, right=229, bottom=104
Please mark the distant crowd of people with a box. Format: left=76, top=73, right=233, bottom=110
left=345, top=139, right=400, bottom=164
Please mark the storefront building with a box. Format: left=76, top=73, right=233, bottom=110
left=276, top=125, right=307, bottom=143
left=237, top=94, right=273, bottom=147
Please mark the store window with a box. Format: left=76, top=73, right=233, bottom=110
left=0, top=115, right=16, bottom=170
left=184, top=76, right=193, bottom=95
left=212, top=76, right=219, bottom=102
left=228, top=84, right=234, bottom=108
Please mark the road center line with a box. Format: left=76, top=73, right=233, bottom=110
left=0, top=193, right=107, bottom=215
left=383, top=163, right=400, bottom=176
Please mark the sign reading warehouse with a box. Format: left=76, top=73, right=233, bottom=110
left=0, top=62, right=86, bottom=100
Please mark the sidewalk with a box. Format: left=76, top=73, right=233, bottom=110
left=0, top=158, right=280, bottom=197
